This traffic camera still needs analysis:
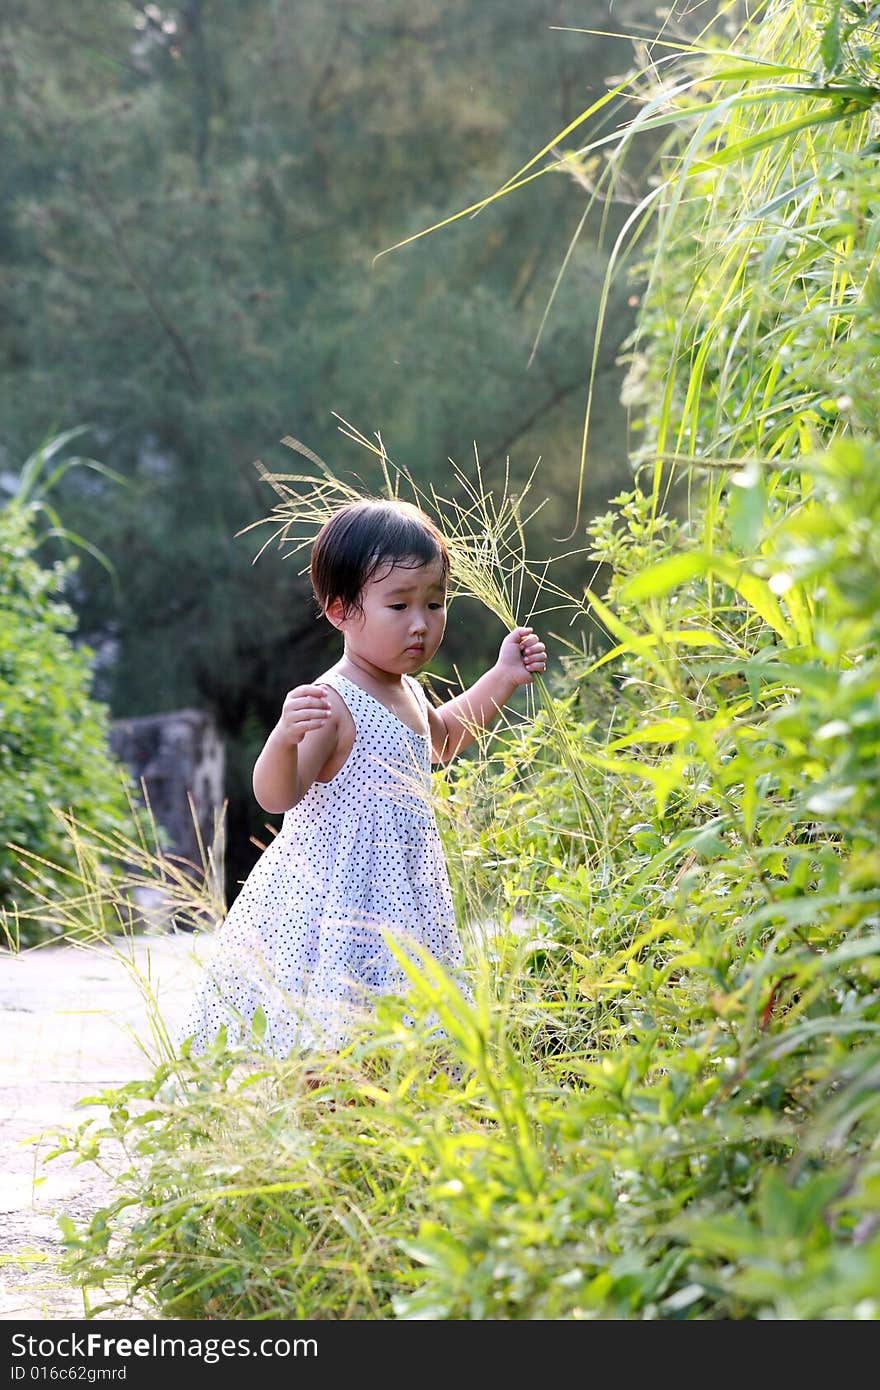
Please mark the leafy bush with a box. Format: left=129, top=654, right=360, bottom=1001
left=0, top=503, right=140, bottom=941
left=48, top=425, right=880, bottom=1320
left=42, top=0, right=880, bottom=1320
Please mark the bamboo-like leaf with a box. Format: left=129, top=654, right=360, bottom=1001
left=690, top=105, right=856, bottom=173
left=607, top=718, right=696, bottom=749
left=584, top=627, right=724, bottom=673
left=733, top=572, right=796, bottom=644
left=620, top=552, right=710, bottom=603
left=820, top=3, right=843, bottom=74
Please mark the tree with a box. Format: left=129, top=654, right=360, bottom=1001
left=0, top=0, right=653, bottom=892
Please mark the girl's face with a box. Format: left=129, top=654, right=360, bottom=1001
left=331, top=555, right=448, bottom=676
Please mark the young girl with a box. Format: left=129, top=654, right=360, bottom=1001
left=181, top=496, right=547, bottom=1059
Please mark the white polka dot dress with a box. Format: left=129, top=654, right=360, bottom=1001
left=180, top=673, right=466, bottom=1058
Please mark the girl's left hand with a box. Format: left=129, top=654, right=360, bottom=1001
left=497, top=626, right=547, bottom=686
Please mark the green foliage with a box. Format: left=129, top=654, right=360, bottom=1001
left=0, top=0, right=645, bottom=898
left=36, top=0, right=880, bottom=1321
left=0, top=503, right=139, bottom=939
left=613, top=0, right=880, bottom=478
left=47, top=424, right=880, bottom=1318
left=1, top=425, right=124, bottom=580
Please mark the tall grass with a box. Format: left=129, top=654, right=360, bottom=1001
left=2, top=787, right=226, bottom=951
left=19, top=0, right=880, bottom=1319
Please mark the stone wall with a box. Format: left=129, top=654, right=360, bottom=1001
left=110, top=708, right=225, bottom=870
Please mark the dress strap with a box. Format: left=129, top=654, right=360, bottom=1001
left=404, top=674, right=431, bottom=717
left=318, top=672, right=366, bottom=728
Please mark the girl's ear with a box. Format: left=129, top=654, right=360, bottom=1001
left=325, top=597, right=346, bottom=630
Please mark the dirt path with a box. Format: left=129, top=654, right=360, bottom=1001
left=0, top=931, right=209, bottom=1321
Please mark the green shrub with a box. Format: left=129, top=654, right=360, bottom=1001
left=0, top=503, right=140, bottom=941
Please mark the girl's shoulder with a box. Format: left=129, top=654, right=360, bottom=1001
left=314, top=669, right=354, bottom=713
left=313, top=667, right=354, bottom=701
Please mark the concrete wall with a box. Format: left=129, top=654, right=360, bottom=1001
left=110, top=708, right=225, bottom=870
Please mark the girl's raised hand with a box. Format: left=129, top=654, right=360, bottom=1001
left=279, top=684, right=333, bottom=746
left=496, top=626, right=547, bottom=687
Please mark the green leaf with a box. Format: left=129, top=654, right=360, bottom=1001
left=728, top=467, right=767, bottom=552
left=619, top=552, right=709, bottom=602
left=690, top=107, right=851, bottom=174
left=820, top=4, right=843, bottom=74
left=805, top=785, right=856, bottom=814
left=732, top=573, right=796, bottom=645
left=608, top=718, right=693, bottom=749
left=400, top=1224, right=471, bottom=1277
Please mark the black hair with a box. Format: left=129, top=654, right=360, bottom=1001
left=310, top=497, right=451, bottom=618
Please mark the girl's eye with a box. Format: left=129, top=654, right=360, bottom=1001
left=388, top=601, right=445, bottom=611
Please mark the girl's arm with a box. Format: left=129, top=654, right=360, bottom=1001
left=252, top=684, right=339, bottom=813
left=426, top=626, right=546, bottom=764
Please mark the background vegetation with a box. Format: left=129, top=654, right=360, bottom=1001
left=1, top=0, right=658, bottom=896
left=0, top=434, right=140, bottom=935
left=26, top=0, right=880, bottom=1320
